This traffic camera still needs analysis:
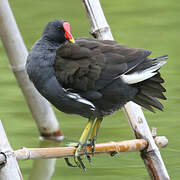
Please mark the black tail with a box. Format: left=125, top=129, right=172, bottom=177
left=132, top=55, right=167, bottom=112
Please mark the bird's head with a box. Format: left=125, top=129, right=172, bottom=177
left=42, top=19, right=75, bottom=44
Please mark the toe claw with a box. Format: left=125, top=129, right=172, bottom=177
left=110, top=151, right=118, bottom=156
left=65, top=141, right=93, bottom=170
left=73, top=156, right=86, bottom=171
left=74, top=144, right=88, bottom=171
left=77, top=156, right=86, bottom=171
left=73, top=156, right=81, bottom=168
left=86, top=155, right=92, bottom=165
left=64, top=158, right=78, bottom=167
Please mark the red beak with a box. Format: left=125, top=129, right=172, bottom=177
left=63, top=22, right=75, bottom=43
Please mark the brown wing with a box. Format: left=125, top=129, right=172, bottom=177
left=53, top=37, right=151, bottom=91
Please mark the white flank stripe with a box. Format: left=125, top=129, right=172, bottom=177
left=67, top=93, right=95, bottom=110
left=121, top=60, right=166, bottom=84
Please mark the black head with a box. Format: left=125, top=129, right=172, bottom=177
left=42, top=19, right=75, bottom=44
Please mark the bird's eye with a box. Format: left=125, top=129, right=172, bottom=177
left=57, top=26, right=61, bottom=30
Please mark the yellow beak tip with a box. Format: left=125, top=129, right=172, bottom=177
left=69, top=39, right=75, bottom=43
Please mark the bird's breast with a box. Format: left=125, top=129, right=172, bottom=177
left=26, top=50, right=56, bottom=90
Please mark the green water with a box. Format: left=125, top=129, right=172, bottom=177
left=0, top=0, right=180, bottom=179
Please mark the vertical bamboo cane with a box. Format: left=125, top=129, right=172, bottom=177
left=82, top=0, right=170, bottom=179
left=0, top=0, right=63, bottom=141
left=0, top=120, right=23, bottom=180
left=0, top=0, right=63, bottom=179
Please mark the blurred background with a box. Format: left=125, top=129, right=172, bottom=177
left=0, top=0, right=180, bottom=179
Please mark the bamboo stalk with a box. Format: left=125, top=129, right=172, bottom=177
left=0, top=1, right=63, bottom=179
left=124, top=103, right=170, bottom=179
left=0, top=0, right=63, bottom=141
left=0, top=137, right=167, bottom=164
left=0, top=120, right=23, bottom=180
left=82, top=0, right=170, bottom=179
left=12, top=139, right=147, bottom=161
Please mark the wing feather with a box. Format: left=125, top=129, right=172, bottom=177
left=53, top=37, right=150, bottom=91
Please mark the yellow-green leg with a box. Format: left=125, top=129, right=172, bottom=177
left=74, top=117, right=95, bottom=170
left=89, top=117, right=103, bottom=153
left=75, top=117, right=95, bottom=155
left=65, top=117, right=103, bottom=170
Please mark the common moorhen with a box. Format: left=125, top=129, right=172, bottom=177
left=26, top=19, right=167, bottom=170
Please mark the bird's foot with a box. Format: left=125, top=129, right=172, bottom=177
left=64, top=117, right=96, bottom=170
left=74, top=142, right=93, bottom=171
left=110, top=151, right=118, bottom=157
left=64, top=142, right=92, bottom=170
left=64, top=142, right=79, bottom=168
left=64, top=157, right=78, bottom=167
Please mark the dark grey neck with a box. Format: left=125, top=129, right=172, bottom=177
left=40, top=36, right=62, bottom=50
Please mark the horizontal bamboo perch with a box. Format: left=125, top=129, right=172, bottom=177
left=0, top=137, right=167, bottom=163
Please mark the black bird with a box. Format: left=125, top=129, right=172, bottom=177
left=26, top=19, right=167, bottom=170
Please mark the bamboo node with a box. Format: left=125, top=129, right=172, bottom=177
left=21, top=147, right=31, bottom=160
left=90, top=27, right=110, bottom=37
left=9, top=64, right=26, bottom=72
left=110, top=141, right=121, bottom=154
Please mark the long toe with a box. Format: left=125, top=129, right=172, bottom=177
left=74, top=142, right=93, bottom=170
left=65, top=142, right=86, bottom=169
left=64, top=158, right=78, bottom=167
left=86, top=155, right=92, bottom=165
left=77, top=156, right=86, bottom=171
